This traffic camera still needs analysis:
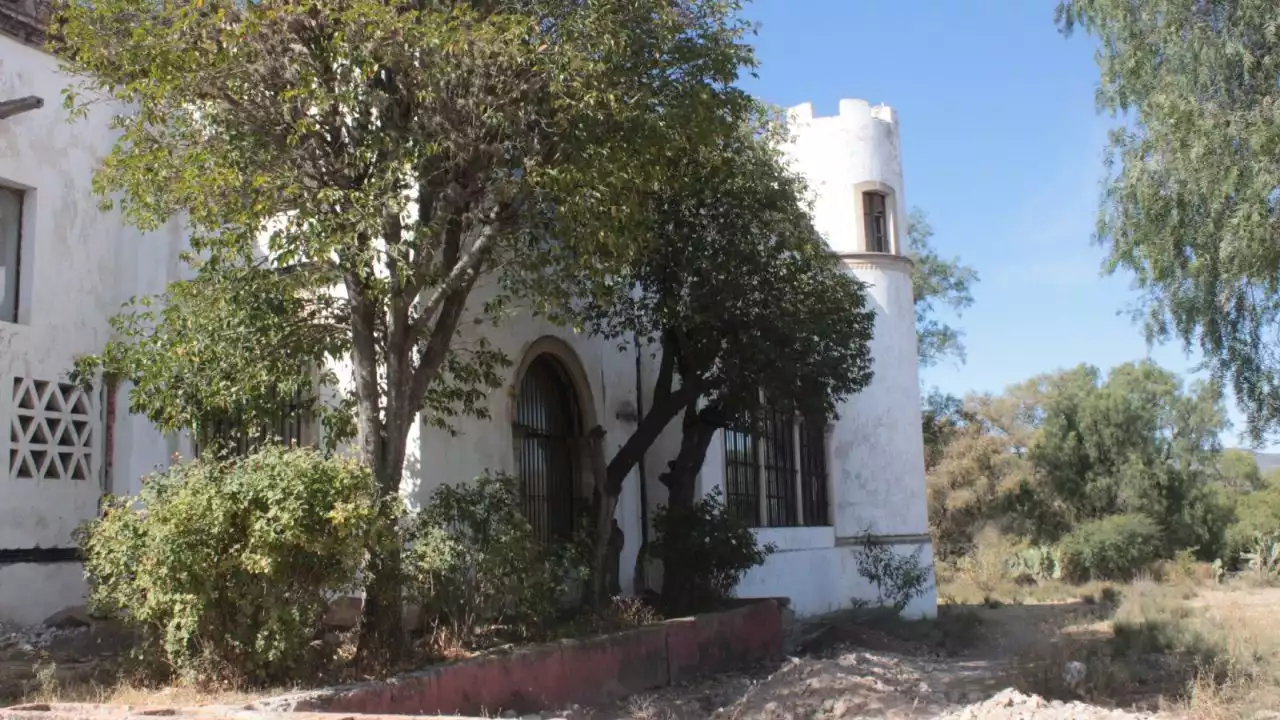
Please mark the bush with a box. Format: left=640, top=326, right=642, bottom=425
left=850, top=531, right=933, bottom=614
left=1056, top=513, right=1162, bottom=582
left=651, top=487, right=774, bottom=615
left=404, top=473, right=578, bottom=651
left=76, top=446, right=381, bottom=686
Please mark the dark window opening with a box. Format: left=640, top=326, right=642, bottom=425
left=724, top=427, right=760, bottom=526
left=762, top=408, right=799, bottom=527
left=1, top=186, right=23, bottom=323
left=799, top=415, right=829, bottom=526
left=513, top=354, right=586, bottom=545
left=863, top=191, right=889, bottom=253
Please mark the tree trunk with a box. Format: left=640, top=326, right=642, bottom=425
left=585, top=341, right=698, bottom=608
left=584, top=426, right=617, bottom=608
left=345, top=266, right=411, bottom=670
left=659, top=405, right=718, bottom=614
left=354, top=413, right=411, bottom=670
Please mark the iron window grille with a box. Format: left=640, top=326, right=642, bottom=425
left=722, top=408, right=831, bottom=528
left=512, top=354, right=587, bottom=546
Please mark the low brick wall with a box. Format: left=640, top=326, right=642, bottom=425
left=254, top=598, right=785, bottom=717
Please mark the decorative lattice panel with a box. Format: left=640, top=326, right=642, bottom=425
left=8, top=377, right=94, bottom=481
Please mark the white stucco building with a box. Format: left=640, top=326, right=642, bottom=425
left=0, top=10, right=936, bottom=626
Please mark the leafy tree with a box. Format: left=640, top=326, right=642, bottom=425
left=1030, top=361, right=1229, bottom=555
left=926, top=362, right=1235, bottom=559
left=1216, top=448, right=1265, bottom=495
left=574, top=111, right=876, bottom=606
left=906, top=208, right=978, bottom=368
left=1057, top=0, right=1280, bottom=443
left=54, top=0, right=755, bottom=664
left=925, top=399, right=1039, bottom=560
left=922, top=389, right=971, bottom=472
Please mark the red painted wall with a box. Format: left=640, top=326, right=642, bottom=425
left=279, top=599, right=785, bottom=717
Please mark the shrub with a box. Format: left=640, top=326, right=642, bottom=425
left=76, top=446, right=381, bottom=686
left=651, top=487, right=774, bottom=616
left=404, top=473, right=577, bottom=651
left=850, top=531, right=933, bottom=614
left=1056, top=513, right=1161, bottom=582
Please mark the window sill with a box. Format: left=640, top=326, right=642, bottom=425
left=751, top=525, right=835, bottom=552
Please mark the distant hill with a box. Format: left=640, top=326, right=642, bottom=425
left=1252, top=451, right=1280, bottom=474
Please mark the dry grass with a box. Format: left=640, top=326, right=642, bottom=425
left=19, top=660, right=272, bottom=708
left=972, top=576, right=1280, bottom=717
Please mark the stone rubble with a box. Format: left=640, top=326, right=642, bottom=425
left=937, top=688, right=1152, bottom=720
left=0, top=622, right=90, bottom=654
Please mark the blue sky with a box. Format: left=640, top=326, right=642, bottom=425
left=738, top=1, right=1265, bottom=450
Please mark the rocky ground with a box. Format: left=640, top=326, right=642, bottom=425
left=0, top=602, right=1182, bottom=719
left=552, top=603, right=1158, bottom=720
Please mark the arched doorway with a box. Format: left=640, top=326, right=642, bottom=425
left=512, top=353, right=584, bottom=544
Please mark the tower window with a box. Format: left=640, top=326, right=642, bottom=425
left=863, top=191, right=889, bottom=253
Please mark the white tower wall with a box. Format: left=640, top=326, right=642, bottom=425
left=781, top=99, right=936, bottom=618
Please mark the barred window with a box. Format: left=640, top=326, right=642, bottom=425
left=722, top=409, right=831, bottom=529
left=762, top=407, right=799, bottom=527
left=799, top=415, right=830, bottom=526
left=723, top=427, right=760, bottom=526
left=192, top=385, right=314, bottom=458
left=513, top=354, right=586, bottom=545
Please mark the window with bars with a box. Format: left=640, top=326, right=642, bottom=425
left=863, top=191, right=889, bottom=253
left=191, top=385, right=314, bottom=459
left=512, top=354, right=587, bottom=546
left=722, top=410, right=830, bottom=528
left=799, top=415, right=830, bottom=526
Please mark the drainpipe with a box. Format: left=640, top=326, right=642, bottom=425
left=632, top=332, right=651, bottom=593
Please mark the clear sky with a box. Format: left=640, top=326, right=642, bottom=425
left=737, top=0, right=1265, bottom=450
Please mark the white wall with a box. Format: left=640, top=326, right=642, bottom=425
left=0, top=35, right=184, bottom=623
left=830, top=262, right=930, bottom=538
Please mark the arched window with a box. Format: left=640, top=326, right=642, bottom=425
left=513, top=354, right=584, bottom=544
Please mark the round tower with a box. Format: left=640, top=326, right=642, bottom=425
left=783, top=99, right=936, bottom=617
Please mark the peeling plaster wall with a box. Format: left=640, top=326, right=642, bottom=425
left=0, top=36, right=181, bottom=624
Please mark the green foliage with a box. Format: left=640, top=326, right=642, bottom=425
left=849, top=532, right=933, bottom=615
left=1239, top=532, right=1280, bottom=579
left=1215, top=449, right=1265, bottom=494
left=1057, top=0, right=1280, bottom=443
left=1226, top=484, right=1280, bottom=564
left=650, top=487, right=774, bottom=615
left=75, top=447, right=381, bottom=685
left=578, top=109, right=877, bottom=436
left=1056, top=513, right=1162, bottom=582
left=71, top=261, right=355, bottom=453
left=404, top=473, right=578, bottom=649
left=1029, top=361, right=1228, bottom=554
left=906, top=209, right=978, bottom=368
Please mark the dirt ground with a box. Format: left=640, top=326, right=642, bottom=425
left=560, top=600, right=1143, bottom=720
left=7, top=587, right=1280, bottom=719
